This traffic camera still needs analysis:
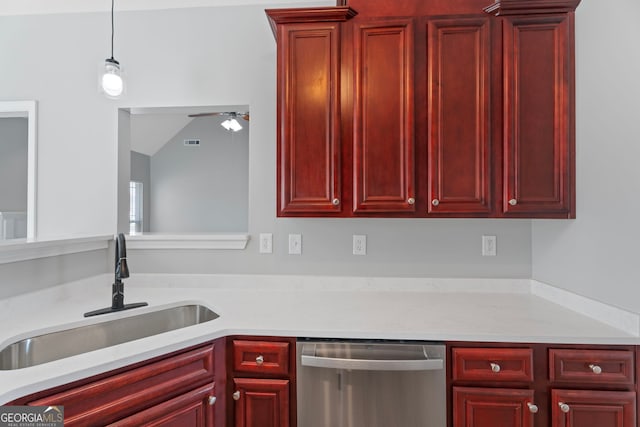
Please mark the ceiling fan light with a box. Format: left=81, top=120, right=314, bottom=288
left=228, top=118, right=243, bottom=132
left=221, top=119, right=233, bottom=131
left=221, top=118, right=243, bottom=132
left=101, top=58, right=124, bottom=98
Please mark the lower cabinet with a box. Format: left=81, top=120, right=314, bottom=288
left=227, top=336, right=296, bottom=427
left=110, top=382, right=216, bottom=427
left=9, top=342, right=217, bottom=427
left=551, top=389, right=636, bottom=427
left=232, top=378, right=290, bottom=427
left=450, top=344, right=637, bottom=427
left=453, top=387, right=535, bottom=427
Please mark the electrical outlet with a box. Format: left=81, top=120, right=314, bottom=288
left=482, top=235, right=497, bottom=256
left=353, top=235, right=367, bottom=255
left=259, top=233, right=272, bottom=254
left=288, top=234, right=302, bottom=255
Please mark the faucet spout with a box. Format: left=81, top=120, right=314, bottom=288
left=84, top=233, right=148, bottom=317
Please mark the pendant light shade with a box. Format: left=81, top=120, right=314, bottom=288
left=100, top=0, right=124, bottom=98
left=101, top=58, right=123, bottom=97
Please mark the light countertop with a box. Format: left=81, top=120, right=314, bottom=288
left=0, top=273, right=638, bottom=403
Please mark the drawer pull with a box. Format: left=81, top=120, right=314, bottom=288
left=558, top=402, right=570, bottom=413
left=233, top=391, right=241, bottom=401
left=256, top=355, right=264, bottom=365
left=208, top=396, right=216, bottom=406
left=332, top=198, right=340, bottom=206
left=527, top=403, right=538, bottom=414
left=588, top=364, right=602, bottom=374
left=490, top=362, right=501, bottom=373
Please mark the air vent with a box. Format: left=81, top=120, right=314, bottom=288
left=184, top=139, right=200, bottom=147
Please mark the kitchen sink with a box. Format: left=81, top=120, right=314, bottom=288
left=0, top=304, right=218, bottom=370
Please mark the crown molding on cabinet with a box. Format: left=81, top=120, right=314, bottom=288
left=484, top=0, right=582, bottom=15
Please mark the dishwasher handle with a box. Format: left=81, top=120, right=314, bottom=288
left=301, top=350, right=444, bottom=372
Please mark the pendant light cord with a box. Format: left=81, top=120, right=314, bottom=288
left=110, top=0, right=115, bottom=60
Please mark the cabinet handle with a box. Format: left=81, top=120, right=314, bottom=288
left=332, top=198, right=340, bottom=206
left=431, top=199, right=440, bottom=206
left=208, top=396, right=217, bottom=406
left=558, top=402, right=570, bottom=413
left=509, top=199, right=517, bottom=206
left=588, top=364, right=602, bottom=374
left=233, top=391, right=241, bottom=401
left=256, top=355, right=264, bottom=365
left=527, top=403, right=538, bottom=414
left=490, top=362, right=501, bottom=373
left=407, top=197, right=415, bottom=205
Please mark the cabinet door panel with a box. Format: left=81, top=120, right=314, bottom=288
left=109, top=383, right=215, bottom=427
left=278, top=23, right=341, bottom=214
left=453, top=386, right=535, bottom=427
left=233, top=378, right=290, bottom=427
left=551, top=389, right=636, bottom=427
left=27, top=344, right=214, bottom=427
left=502, top=14, right=574, bottom=217
left=353, top=20, right=415, bottom=213
left=427, top=17, right=492, bottom=215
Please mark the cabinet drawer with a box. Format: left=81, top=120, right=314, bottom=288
left=233, top=340, right=290, bottom=376
left=452, top=348, right=533, bottom=382
left=549, top=348, right=634, bottom=385
left=28, top=343, right=215, bottom=427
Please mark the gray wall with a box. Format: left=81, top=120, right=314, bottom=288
left=532, top=0, right=640, bottom=313
left=1, top=2, right=533, bottom=299
left=149, top=117, right=249, bottom=232
left=0, top=117, right=28, bottom=212
left=131, top=150, right=151, bottom=232
left=0, top=249, right=109, bottom=299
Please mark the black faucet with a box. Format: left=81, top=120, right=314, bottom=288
left=84, top=233, right=148, bottom=317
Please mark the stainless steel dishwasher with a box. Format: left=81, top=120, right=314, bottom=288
left=296, top=339, right=446, bottom=427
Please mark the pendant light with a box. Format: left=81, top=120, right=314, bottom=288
left=101, top=0, right=124, bottom=98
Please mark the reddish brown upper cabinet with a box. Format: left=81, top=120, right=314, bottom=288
left=353, top=19, right=416, bottom=213
left=426, top=16, right=492, bottom=215
left=266, top=7, right=357, bottom=216
left=486, top=1, right=578, bottom=218
left=267, top=0, right=579, bottom=218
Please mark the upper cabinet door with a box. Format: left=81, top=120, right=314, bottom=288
left=501, top=14, right=575, bottom=218
left=277, top=22, right=342, bottom=215
left=426, top=17, right=492, bottom=215
left=353, top=19, right=416, bottom=213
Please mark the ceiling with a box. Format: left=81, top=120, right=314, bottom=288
left=0, top=0, right=333, bottom=16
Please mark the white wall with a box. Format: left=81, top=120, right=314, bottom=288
left=532, top=0, right=640, bottom=313
left=0, top=2, right=533, bottom=290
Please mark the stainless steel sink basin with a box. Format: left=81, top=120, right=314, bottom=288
left=0, top=304, right=218, bottom=370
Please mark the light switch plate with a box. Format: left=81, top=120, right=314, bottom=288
left=259, top=233, right=272, bottom=254
left=353, top=235, right=366, bottom=255
left=288, top=234, right=302, bottom=255
left=482, top=235, right=497, bottom=256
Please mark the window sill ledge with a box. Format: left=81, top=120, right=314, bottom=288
left=125, top=233, right=250, bottom=250
left=0, top=235, right=111, bottom=264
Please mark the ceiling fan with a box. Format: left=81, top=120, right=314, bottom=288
left=188, top=111, right=250, bottom=121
